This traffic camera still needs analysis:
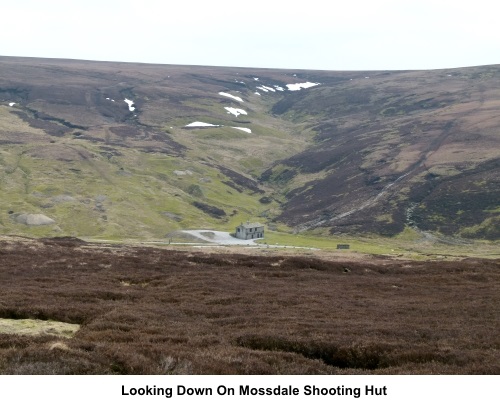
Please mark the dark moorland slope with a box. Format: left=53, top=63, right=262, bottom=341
left=266, top=67, right=500, bottom=239
left=1, top=56, right=499, bottom=239
left=0, top=237, right=499, bottom=374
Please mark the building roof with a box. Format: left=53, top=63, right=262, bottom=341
left=239, top=222, right=264, bottom=229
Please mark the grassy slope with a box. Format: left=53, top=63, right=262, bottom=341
left=0, top=59, right=308, bottom=240
left=0, top=140, right=276, bottom=239
left=1, top=57, right=499, bottom=245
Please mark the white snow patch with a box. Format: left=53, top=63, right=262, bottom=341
left=231, top=127, right=251, bottom=133
left=224, top=107, right=247, bottom=117
left=182, top=230, right=259, bottom=245
left=286, top=82, right=320, bottom=91
left=274, top=85, right=285, bottom=91
left=185, top=122, right=221, bottom=127
left=254, top=77, right=259, bottom=81
left=8, top=102, right=16, bottom=107
left=124, top=98, right=135, bottom=111
left=219, top=92, right=243, bottom=102
left=254, top=92, right=261, bottom=96
left=256, top=85, right=275, bottom=93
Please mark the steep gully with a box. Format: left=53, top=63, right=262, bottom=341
left=294, top=119, right=458, bottom=233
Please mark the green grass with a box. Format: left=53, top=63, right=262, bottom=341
left=256, top=228, right=500, bottom=259
left=2, top=141, right=498, bottom=259
left=0, top=141, right=276, bottom=240
left=257, top=231, right=400, bottom=254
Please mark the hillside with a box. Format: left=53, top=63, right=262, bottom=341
left=0, top=56, right=499, bottom=240
left=1, top=237, right=499, bottom=374
left=265, top=67, right=500, bottom=240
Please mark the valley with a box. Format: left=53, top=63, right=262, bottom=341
left=1, top=56, right=499, bottom=243
left=1, top=56, right=499, bottom=375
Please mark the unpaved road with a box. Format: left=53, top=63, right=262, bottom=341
left=180, top=230, right=259, bottom=245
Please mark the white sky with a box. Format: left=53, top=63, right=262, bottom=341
left=1, top=0, right=499, bottom=70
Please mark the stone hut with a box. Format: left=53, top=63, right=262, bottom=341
left=235, top=221, right=264, bottom=240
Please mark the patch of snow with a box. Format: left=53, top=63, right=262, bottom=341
left=219, top=92, right=243, bottom=102
left=286, top=82, right=320, bottom=91
left=256, top=85, right=276, bottom=93
left=365, top=76, right=370, bottom=79
left=274, top=85, right=285, bottom=91
left=254, top=92, right=261, bottom=96
left=124, top=98, right=135, bottom=111
left=254, top=77, right=259, bottom=81
left=231, top=127, right=252, bottom=133
left=293, top=74, right=297, bottom=77
left=185, top=122, right=221, bottom=127
left=225, top=107, right=247, bottom=117
left=8, top=102, right=16, bottom=107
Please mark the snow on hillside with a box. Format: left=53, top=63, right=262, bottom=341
left=124, top=98, right=135, bottom=111
left=256, top=85, right=275, bottom=93
left=225, top=107, right=247, bottom=117
left=286, top=82, right=320, bottom=91
left=185, top=122, right=221, bottom=127
left=219, top=92, right=243, bottom=102
left=231, top=127, right=251, bottom=133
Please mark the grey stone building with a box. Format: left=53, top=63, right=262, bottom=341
left=235, top=222, right=264, bottom=240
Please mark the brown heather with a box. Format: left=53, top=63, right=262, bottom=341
left=0, top=237, right=499, bottom=374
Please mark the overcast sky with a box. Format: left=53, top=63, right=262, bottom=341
left=2, top=0, right=499, bottom=71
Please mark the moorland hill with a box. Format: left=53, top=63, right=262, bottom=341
left=1, top=56, right=499, bottom=240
